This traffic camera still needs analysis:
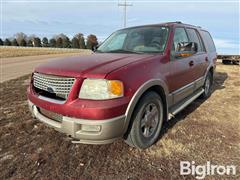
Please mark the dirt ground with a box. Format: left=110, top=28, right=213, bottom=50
left=0, top=62, right=239, bottom=179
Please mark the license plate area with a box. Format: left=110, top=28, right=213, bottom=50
left=38, top=108, right=63, bottom=123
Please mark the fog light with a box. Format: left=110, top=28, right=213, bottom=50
left=81, top=125, right=101, bottom=132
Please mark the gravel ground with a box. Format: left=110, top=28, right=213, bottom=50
left=0, top=62, right=239, bottom=179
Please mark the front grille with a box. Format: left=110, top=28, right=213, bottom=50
left=39, top=108, right=63, bottom=122
left=33, top=73, right=75, bottom=100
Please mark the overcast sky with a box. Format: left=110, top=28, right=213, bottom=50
left=1, top=0, right=239, bottom=54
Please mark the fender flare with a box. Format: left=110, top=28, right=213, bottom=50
left=123, top=79, right=169, bottom=133
left=204, top=63, right=215, bottom=79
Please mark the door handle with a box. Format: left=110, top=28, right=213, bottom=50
left=189, top=61, right=194, bottom=66
left=205, top=57, right=209, bottom=62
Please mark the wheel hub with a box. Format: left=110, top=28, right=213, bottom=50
left=141, top=103, right=159, bottom=138
left=205, top=77, right=211, bottom=94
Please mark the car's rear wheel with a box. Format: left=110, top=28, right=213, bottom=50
left=200, top=72, right=213, bottom=99
left=124, top=91, right=164, bottom=149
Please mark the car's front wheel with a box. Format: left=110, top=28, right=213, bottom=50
left=124, top=91, right=164, bottom=149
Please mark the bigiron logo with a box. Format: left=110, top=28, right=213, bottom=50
left=180, top=161, right=237, bottom=179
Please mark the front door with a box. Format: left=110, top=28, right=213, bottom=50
left=168, top=27, right=196, bottom=104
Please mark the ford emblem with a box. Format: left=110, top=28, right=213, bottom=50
left=47, top=87, right=55, bottom=93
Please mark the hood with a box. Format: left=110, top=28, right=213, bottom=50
left=35, top=53, right=155, bottom=78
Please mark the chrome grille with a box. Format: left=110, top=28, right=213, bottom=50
left=33, top=73, right=75, bottom=99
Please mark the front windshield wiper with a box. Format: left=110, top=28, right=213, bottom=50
left=102, top=49, right=144, bottom=54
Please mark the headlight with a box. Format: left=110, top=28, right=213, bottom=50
left=79, top=79, right=124, bottom=100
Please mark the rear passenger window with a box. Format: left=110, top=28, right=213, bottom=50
left=186, top=28, right=203, bottom=52
left=172, top=28, right=189, bottom=51
left=200, top=31, right=216, bottom=53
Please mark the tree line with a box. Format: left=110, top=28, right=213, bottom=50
left=0, top=32, right=98, bottom=50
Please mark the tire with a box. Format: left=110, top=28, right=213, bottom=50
left=124, top=91, right=164, bottom=149
left=200, top=72, right=213, bottom=99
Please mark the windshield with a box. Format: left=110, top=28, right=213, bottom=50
left=97, top=26, right=169, bottom=54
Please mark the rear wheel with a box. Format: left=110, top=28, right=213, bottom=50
left=200, top=72, right=213, bottom=99
left=124, top=92, right=164, bottom=149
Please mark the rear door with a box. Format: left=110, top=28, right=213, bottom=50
left=186, top=28, right=208, bottom=75
left=186, top=28, right=208, bottom=89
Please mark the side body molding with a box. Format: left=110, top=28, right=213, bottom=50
left=123, top=79, right=169, bottom=133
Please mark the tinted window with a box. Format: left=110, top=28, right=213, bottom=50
left=186, top=28, right=203, bottom=52
left=172, top=28, right=189, bottom=51
left=200, top=31, right=216, bottom=52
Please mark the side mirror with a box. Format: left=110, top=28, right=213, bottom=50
left=93, top=43, right=102, bottom=52
left=175, top=42, right=198, bottom=58
left=92, top=45, right=98, bottom=52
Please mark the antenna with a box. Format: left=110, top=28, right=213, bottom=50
left=118, top=0, right=132, bottom=28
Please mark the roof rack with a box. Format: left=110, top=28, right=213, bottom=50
left=175, top=22, right=201, bottom=28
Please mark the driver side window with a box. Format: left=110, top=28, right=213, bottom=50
left=172, top=28, right=189, bottom=52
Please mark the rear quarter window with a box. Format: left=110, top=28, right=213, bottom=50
left=200, top=30, right=216, bottom=53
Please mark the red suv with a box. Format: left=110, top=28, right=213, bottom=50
left=27, top=22, right=217, bottom=149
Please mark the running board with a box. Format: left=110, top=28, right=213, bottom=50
left=168, top=88, right=204, bottom=120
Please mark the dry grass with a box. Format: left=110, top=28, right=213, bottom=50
left=0, top=46, right=90, bottom=58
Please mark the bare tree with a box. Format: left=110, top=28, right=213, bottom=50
left=62, top=37, right=71, bottom=48
left=74, top=33, right=86, bottom=49
left=86, top=34, right=98, bottom=50
left=27, top=39, right=33, bottom=47
left=19, top=39, right=27, bottom=46
left=49, top=38, right=56, bottom=47
left=14, top=32, right=27, bottom=45
left=56, top=37, right=63, bottom=48
left=11, top=38, right=19, bottom=46
left=71, top=37, right=79, bottom=49
left=53, top=33, right=68, bottom=41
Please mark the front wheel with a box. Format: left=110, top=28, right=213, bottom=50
left=124, top=92, right=164, bottom=149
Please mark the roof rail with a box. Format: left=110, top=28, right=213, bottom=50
left=175, top=21, right=182, bottom=24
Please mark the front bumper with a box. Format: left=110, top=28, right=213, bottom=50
left=28, top=100, right=126, bottom=144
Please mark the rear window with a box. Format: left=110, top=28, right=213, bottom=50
left=200, top=30, right=216, bottom=52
